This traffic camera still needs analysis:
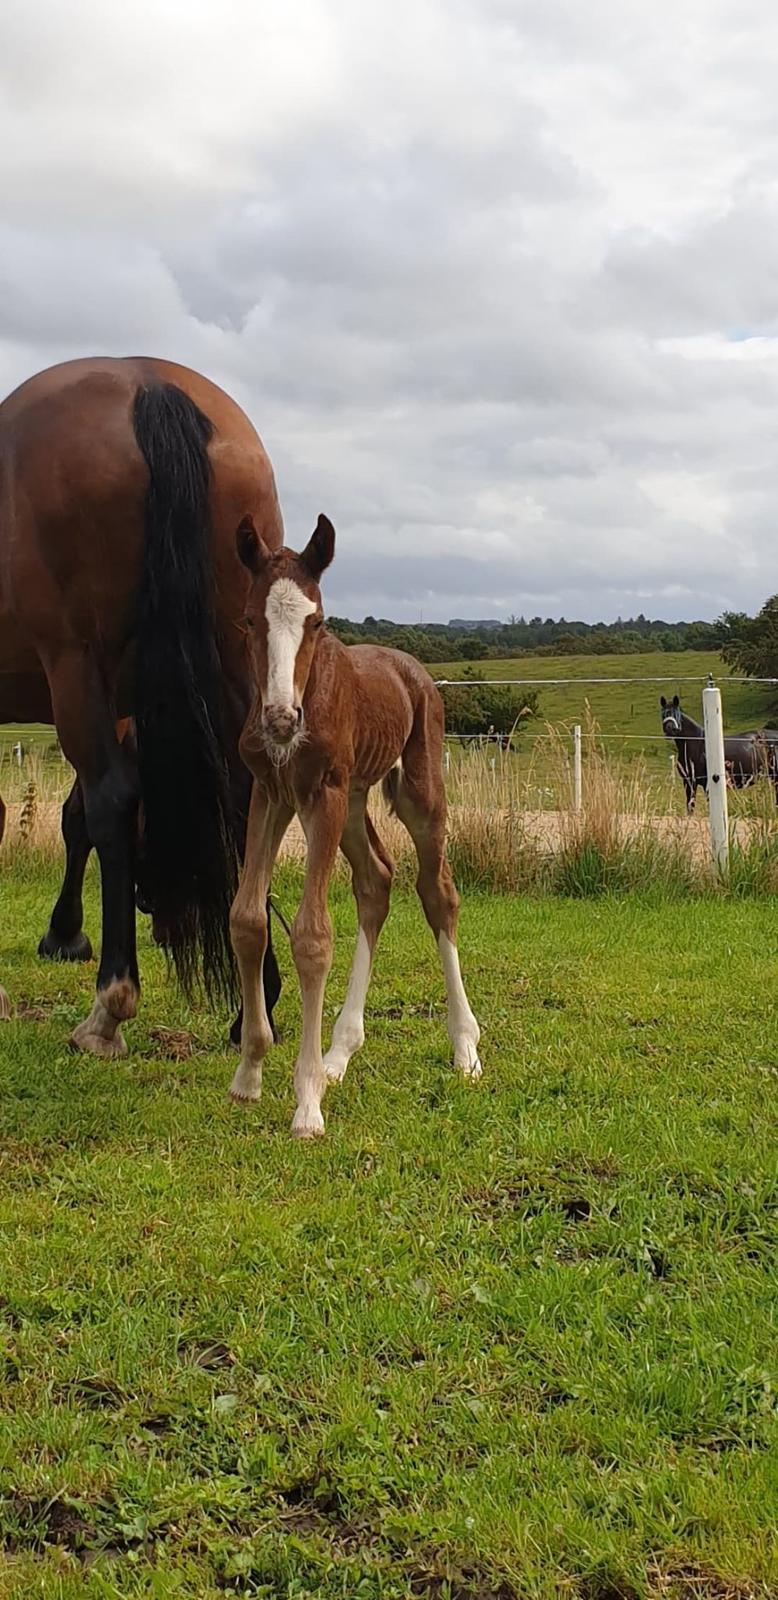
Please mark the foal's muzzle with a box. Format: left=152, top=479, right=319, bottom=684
left=262, top=703, right=303, bottom=746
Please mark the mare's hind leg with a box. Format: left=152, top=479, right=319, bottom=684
left=324, top=795, right=393, bottom=1084
left=38, top=778, right=94, bottom=962
left=0, top=797, right=10, bottom=1020
left=393, top=711, right=481, bottom=1078
left=46, top=653, right=139, bottom=1058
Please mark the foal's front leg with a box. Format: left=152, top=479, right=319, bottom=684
left=290, top=785, right=347, bottom=1138
left=229, top=784, right=291, bottom=1104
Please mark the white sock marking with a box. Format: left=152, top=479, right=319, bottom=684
left=324, top=929, right=372, bottom=1082
left=438, top=933, right=482, bottom=1079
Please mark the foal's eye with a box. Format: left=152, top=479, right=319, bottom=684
left=244, top=615, right=255, bottom=630
left=313, top=618, right=324, bottom=630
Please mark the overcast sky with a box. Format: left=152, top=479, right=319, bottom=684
left=3, top=0, right=778, bottom=624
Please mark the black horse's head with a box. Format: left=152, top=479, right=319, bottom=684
left=660, top=694, right=683, bottom=735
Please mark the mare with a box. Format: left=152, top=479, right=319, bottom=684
left=227, top=512, right=482, bottom=1138
left=660, top=695, right=778, bottom=812
left=0, top=356, right=285, bottom=1050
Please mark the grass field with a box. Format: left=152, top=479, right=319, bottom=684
left=429, top=652, right=774, bottom=738
left=1, top=856, right=777, bottom=1598
left=429, top=651, right=778, bottom=813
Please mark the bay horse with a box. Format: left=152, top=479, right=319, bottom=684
left=227, top=512, right=481, bottom=1138
left=660, top=695, right=778, bottom=812
left=0, top=356, right=285, bottom=1050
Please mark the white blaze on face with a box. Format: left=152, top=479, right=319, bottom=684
left=264, top=577, right=316, bottom=709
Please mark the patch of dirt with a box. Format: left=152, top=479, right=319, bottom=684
left=469, top=1179, right=595, bottom=1224
left=273, top=1476, right=367, bottom=1547
left=60, top=1376, right=127, bottom=1410
left=177, top=1338, right=236, bottom=1371
left=408, top=1564, right=521, bottom=1600
left=137, top=1411, right=176, bottom=1437
left=647, top=1558, right=764, bottom=1600
left=535, top=1383, right=575, bottom=1411
left=374, top=1345, right=427, bottom=1369
left=1, top=1495, right=98, bottom=1555
left=0, top=1296, right=22, bottom=1330
left=578, top=1579, right=640, bottom=1600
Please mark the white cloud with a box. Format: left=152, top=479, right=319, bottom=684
left=2, top=0, right=778, bottom=621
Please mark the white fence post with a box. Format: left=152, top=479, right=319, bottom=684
left=444, top=748, right=450, bottom=775
left=573, top=724, right=582, bottom=812
left=702, top=677, right=729, bottom=875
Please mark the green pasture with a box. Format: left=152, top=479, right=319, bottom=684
left=0, top=856, right=776, bottom=1597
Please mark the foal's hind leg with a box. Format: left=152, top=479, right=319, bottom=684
left=393, top=719, right=481, bottom=1078
left=324, top=795, right=393, bottom=1084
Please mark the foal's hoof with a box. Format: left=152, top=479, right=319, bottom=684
left=69, top=1022, right=128, bottom=1059
left=38, top=928, right=93, bottom=963
left=0, top=986, right=12, bottom=1022
left=291, top=1107, right=326, bottom=1139
left=459, top=1056, right=483, bottom=1082
left=455, top=1042, right=483, bottom=1081
left=228, top=1063, right=262, bottom=1104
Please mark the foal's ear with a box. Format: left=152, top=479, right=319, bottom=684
left=660, top=696, right=667, bottom=708
left=236, top=515, right=271, bottom=575
left=301, top=513, right=335, bottom=580
left=672, top=694, right=680, bottom=708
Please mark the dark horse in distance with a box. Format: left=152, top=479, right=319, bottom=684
left=0, top=356, right=285, bottom=1052
left=660, top=695, right=778, bottom=813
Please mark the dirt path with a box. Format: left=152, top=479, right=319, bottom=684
left=3, top=801, right=768, bottom=864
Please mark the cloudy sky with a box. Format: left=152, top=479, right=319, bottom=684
left=3, top=0, right=778, bottom=624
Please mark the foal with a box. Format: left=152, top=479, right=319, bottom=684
left=228, top=514, right=481, bottom=1137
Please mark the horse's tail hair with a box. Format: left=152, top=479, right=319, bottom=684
left=133, top=381, right=238, bottom=1005
left=382, top=760, right=402, bottom=815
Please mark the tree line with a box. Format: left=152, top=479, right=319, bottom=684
left=327, top=612, right=725, bottom=663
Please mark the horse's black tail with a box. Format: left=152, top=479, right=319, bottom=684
left=133, top=381, right=237, bottom=1005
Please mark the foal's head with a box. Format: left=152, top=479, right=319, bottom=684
left=660, top=694, right=683, bottom=735
left=237, top=513, right=335, bottom=759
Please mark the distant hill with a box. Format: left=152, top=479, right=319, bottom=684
left=448, top=618, right=503, bottom=631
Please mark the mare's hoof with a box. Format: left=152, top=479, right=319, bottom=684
left=69, top=1023, right=128, bottom=1059
left=38, top=928, right=93, bottom=963
left=0, top=986, right=11, bottom=1021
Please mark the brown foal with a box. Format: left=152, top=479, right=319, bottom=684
left=228, top=513, right=481, bottom=1137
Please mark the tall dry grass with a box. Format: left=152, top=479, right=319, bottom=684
left=2, top=715, right=777, bottom=896
left=441, top=709, right=778, bottom=896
